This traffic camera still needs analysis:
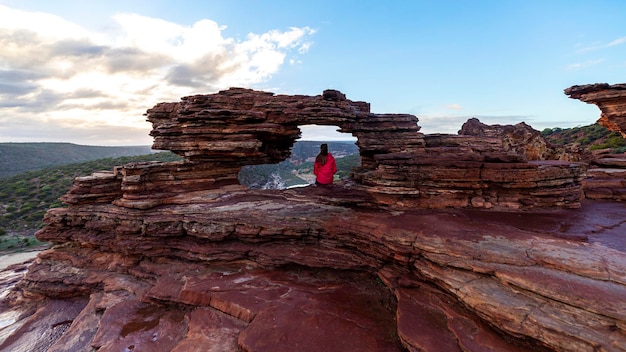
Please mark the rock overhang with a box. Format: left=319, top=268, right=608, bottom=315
left=565, top=83, right=626, bottom=138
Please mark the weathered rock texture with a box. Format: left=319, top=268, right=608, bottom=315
left=2, top=188, right=626, bottom=351
left=459, top=117, right=583, bottom=162
left=565, top=83, right=626, bottom=137
left=582, top=154, right=626, bottom=201
left=566, top=83, right=626, bottom=201
left=60, top=88, right=584, bottom=210
left=4, top=88, right=621, bottom=352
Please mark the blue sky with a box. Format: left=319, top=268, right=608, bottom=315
left=0, top=0, right=624, bottom=145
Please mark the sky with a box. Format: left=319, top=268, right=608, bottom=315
left=0, top=0, right=625, bottom=146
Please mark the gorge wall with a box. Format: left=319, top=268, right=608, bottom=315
left=2, top=88, right=625, bottom=352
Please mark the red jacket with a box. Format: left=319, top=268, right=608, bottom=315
left=314, top=153, right=337, bottom=184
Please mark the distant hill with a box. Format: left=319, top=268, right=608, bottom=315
left=288, top=141, right=359, bottom=164
left=0, top=152, right=182, bottom=239
left=0, top=140, right=358, bottom=237
left=238, top=141, right=360, bottom=189
left=0, top=143, right=155, bottom=179
left=541, top=123, right=626, bottom=153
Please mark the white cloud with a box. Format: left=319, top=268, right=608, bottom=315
left=576, top=36, right=626, bottom=53
left=446, top=103, right=463, bottom=111
left=0, top=5, right=90, bottom=40
left=0, top=5, right=315, bottom=145
left=0, top=112, right=152, bottom=146
left=565, top=59, right=605, bottom=71
left=298, top=42, right=313, bottom=54
left=299, top=125, right=356, bottom=141
left=606, top=36, right=626, bottom=48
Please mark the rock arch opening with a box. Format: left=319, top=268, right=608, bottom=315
left=238, top=124, right=360, bottom=189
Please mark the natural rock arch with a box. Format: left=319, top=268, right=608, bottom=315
left=62, top=87, right=584, bottom=210
left=147, top=87, right=423, bottom=174
left=6, top=86, right=621, bottom=352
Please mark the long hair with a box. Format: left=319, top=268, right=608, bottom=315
left=315, top=143, right=328, bottom=166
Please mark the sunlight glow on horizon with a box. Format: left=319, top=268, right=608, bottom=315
left=0, top=4, right=314, bottom=145
left=0, top=1, right=624, bottom=145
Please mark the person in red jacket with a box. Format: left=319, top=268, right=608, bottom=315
left=314, top=143, right=337, bottom=185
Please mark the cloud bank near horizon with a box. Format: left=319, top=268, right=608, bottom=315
left=0, top=5, right=314, bottom=145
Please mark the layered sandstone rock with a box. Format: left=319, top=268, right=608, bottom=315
left=2, top=88, right=615, bottom=352
left=363, top=134, right=584, bottom=209
left=566, top=83, right=626, bottom=201
left=2, top=188, right=626, bottom=351
left=582, top=154, right=626, bottom=201
left=565, top=83, right=626, bottom=137
left=459, top=117, right=583, bottom=161
left=60, top=88, right=584, bottom=210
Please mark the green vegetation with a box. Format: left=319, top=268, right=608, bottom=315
left=238, top=153, right=361, bottom=189
left=238, top=142, right=360, bottom=189
left=0, top=142, right=154, bottom=179
left=335, top=153, right=360, bottom=179
left=239, top=160, right=305, bottom=188
left=0, top=235, right=46, bottom=252
left=0, top=152, right=182, bottom=237
left=541, top=123, right=626, bottom=152
left=0, top=140, right=359, bottom=253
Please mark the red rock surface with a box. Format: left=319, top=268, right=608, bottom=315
left=565, top=83, right=626, bottom=137
left=4, top=88, right=624, bottom=351
left=582, top=154, right=626, bottom=201
left=459, top=117, right=583, bottom=161
left=566, top=83, right=626, bottom=201
left=57, top=88, right=585, bottom=210
left=2, top=186, right=626, bottom=351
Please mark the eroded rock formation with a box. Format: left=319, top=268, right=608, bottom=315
left=3, top=88, right=623, bottom=352
left=565, top=83, right=626, bottom=137
left=581, top=153, right=626, bottom=201
left=62, top=88, right=584, bottom=210
left=459, top=117, right=583, bottom=161
left=3, top=188, right=626, bottom=351
left=566, top=83, right=626, bottom=201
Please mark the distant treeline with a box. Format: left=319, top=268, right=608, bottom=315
left=0, top=152, right=182, bottom=235
left=0, top=140, right=360, bottom=236
left=541, top=123, right=626, bottom=152
left=0, top=142, right=155, bottom=179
